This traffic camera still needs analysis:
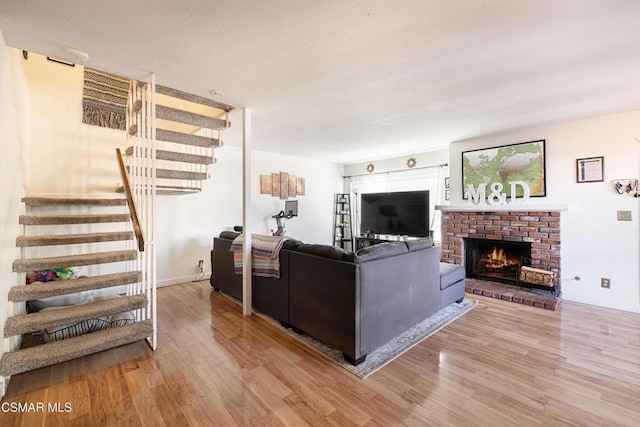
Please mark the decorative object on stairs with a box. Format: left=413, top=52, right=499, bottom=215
left=260, top=172, right=305, bottom=199
left=82, top=68, right=130, bottom=130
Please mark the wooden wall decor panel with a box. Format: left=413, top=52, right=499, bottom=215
left=261, top=172, right=306, bottom=198
left=260, top=175, right=272, bottom=194
left=288, top=174, right=297, bottom=197
left=297, top=178, right=306, bottom=196
left=271, top=173, right=280, bottom=197
left=280, top=172, right=289, bottom=200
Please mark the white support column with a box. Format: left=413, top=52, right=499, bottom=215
left=242, top=108, right=252, bottom=316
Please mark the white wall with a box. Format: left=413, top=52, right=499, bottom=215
left=0, top=40, right=28, bottom=390
left=343, top=149, right=449, bottom=177
left=448, top=111, right=640, bottom=312
left=155, top=141, right=344, bottom=287
left=23, top=54, right=123, bottom=195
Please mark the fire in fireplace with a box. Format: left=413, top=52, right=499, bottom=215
left=465, top=239, right=532, bottom=285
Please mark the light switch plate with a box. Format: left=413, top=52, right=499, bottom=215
left=617, top=210, right=632, bottom=221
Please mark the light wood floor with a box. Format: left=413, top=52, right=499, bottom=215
left=2, top=280, right=640, bottom=426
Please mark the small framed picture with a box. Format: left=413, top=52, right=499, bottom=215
left=576, top=156, right=604, bottom=183
left=445, top=189, right=450, bottom=201
left=444, top=177, right=450, bottom=189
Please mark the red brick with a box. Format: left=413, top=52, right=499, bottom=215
left=529, top=232, right=549, bottom=239
left=532, top=242, right=551, bottom=249
left=520, top=227, right=538, bottom=233
left=510, top=221, right=529, bottom=227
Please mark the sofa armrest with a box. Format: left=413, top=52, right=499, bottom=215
left=288, top=251, right=358, bottom=357
left=211, top=237, right=243, bottom=300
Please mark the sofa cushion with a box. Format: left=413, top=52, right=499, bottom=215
left=219, top=231, right=241, bottom=240
left=282, top=238, right=304, bottom=250
left=354, top=242, right=408, bottom=263
left=296, top=244, right=354, bottom=261
left=405, top=237, right=433, bottom=252
left=440, top=262, right=465, bottom=290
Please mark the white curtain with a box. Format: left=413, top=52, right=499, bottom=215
left=349, top=166, right=446, bottom=242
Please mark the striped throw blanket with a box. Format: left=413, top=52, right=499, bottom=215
left=230, top=234, right=286, bottom=278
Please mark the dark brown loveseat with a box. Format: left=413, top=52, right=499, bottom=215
left=210, top=232, right=458, bottom=365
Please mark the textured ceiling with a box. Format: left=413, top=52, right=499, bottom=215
left=1, top=1, right=639, bottom=163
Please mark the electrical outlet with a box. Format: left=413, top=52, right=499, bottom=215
left=601, top=278, right=611, bottom=289
left=617, top=211, right=632, bottom=221
left=198, top=259, right=204, bottom=268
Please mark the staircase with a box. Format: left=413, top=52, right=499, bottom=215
left=122, top=83, right=234, bottom=195
left=0, top=197, right=152, bottom=377
left=0, top=73, right=235, bottom=389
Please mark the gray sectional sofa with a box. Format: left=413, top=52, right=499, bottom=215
left=210, top=231, right=464, bottom=365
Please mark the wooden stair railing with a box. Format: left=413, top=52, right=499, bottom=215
left=116, top=148, right=145, bottom=252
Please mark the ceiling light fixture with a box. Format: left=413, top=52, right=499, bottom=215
left=65, top=48, right=89, bottom=62
left=210, top=89, right=224, bottom=96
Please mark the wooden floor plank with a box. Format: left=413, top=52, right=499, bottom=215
left=2, top=280, right=640, bottom=426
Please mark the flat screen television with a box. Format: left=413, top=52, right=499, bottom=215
left=360, top=190, right=429, bottom=237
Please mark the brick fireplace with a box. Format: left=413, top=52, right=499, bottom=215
left=439, top=209, right=562, bottom=292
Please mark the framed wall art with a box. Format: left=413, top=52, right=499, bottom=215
left=576, top=156, right=604, bottom=183
left=462, top=139, right=546, bottom=199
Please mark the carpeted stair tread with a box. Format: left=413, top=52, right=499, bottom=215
left=116, top=185, right=201, bottom=195
left=16, top=231, right=134, bottom=247
left=20, top=214, right=130, bottom=225
left=156, top=85, right=235, bottom=112
left=5, top=294, right=147, bottom=336
left=156, top=105, right=229, bottom=130
left=125, top=147, right=213, bottom=165
left=22, top=197, right=127, bottom=206
left=8, top=271, right=142, bottom=302
left=12, top=250, right=138, bottom=272
left=156, top=129, right=221, bottom=148
left=0, top=320, right=153, bottom=377
left=126, top=166, right=208, bottom=181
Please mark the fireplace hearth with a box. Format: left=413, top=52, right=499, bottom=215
left=439, top=209, right=562, bottom=296
left=465, top=238, right=531, bottom=285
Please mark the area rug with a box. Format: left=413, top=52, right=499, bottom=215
left=223, top=292, right=478, bottom=379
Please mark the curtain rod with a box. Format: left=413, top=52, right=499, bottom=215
left=343, top=162, right=448, bottom=178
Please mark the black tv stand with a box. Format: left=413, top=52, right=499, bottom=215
left=354, top=235, right=418, bottom=251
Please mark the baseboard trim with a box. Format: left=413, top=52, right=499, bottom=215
left=157, top=273, right=211, bottom=288
left=562, top=295, right=640, bottom=313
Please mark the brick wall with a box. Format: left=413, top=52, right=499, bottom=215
left=441, top=211, right=561, bottom=286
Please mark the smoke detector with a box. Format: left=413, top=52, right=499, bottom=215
left=65, top=48, right=90, bottom=62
